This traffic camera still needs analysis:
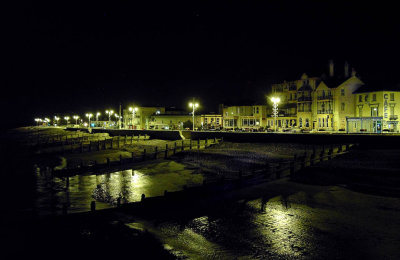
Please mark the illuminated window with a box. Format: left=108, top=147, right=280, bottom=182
left=390, top=93, right=395, bottom=101
left=256, top=107, right=259, bottom=114
left=365, top=95, right=368, bottom=102
left=305, top=118, right=309, bottom=127
left=371, top=107, right=378, bottom=117
left=299, top=118, right=302, bottom=127
left=359, top=95, right=362, bottom=102
left=341, top=89, right=345, bottom=96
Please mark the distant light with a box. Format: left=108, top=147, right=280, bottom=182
left=271, top=97, right=280, bottom=103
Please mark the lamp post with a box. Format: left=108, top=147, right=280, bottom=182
left=96, top=112, right=101, bottom=122
left=114, top=113, right=120, bottom=127
left=129, top=107, right=138, bottom=129
left=188, top=100, right=199, bottom=131
left=105, top=110, right=113, bottom=127
left=34, top=118, right=42, bottom=126
left=64, top=116, right=70, bottom=125
left=54, top=116, right=60, bottom=126
left=271, top=97, right=280, bottom=132
left=86, top=113, right=93, bottom=127
left=73, top=115, right=79, bottom=125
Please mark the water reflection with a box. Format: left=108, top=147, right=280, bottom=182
left=34, top=161, right=203, bottom=215
left=142, top=196, right=316, bottom=259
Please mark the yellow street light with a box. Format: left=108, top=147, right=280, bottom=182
left=128, top=107, right=138, bottom=128
left=85, top=113, right=93, bottom=127
left=105, top=110, right=114, bottom=126
left=189, top=100, right=199, bottom=130
left=73, top=115, right=79, bottom=124
left=271, top=97, right=281, bottom=132
left=96, top=112, right=101, bottom=122
left=64, top=116, right=70, bottom=125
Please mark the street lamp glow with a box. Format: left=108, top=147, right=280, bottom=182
left=128, top=107, right=138, bottom=129
left=105, top=110, right=114, bottom=127
left=271, top=97, right=280, bottom=132
left=188, top=100, right=199, bottom=130
left=34, top=118, right=42, bottom=126
left=86, top=113, right=93, bottom=127
left=73, top=115, right=79, bottom=125
left=64, top=116, right=70, bottom=125
left=54, top=116, right=60, bottom=125
left=96, top=112, right=101, bottom=122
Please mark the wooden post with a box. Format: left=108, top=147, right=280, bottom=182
left=131, top=135, right=133, bottom=144
left=154, top=147, right=158, bottom=159
left=276, top=163, right=281, bottom=179
left=120, top=154, right=123, bottom=165
left=138, top=134, right=141, bottom=142
left=197, top=139, right=200, bottom=149
left=110, top=138, right=113, bottom=149
left=131, top=152, right=135, bottom=162
left=91, top=201, right=96, bottom=212
left=214, top=137, right=217, bottom=144
left=190, top=140, right=192, bottom=150
left=141, top=194, right=146, bottom=202
left=125, top=135, right=127, bottom=145
left=301, top=156, right=306, bottom=169
left=173, top=142, right=177, bottom=154
left=89, top=141, right=92, bottom=151
left=338, top=144, right=343, bottom=153
left=205, top=138, right=208, bottom=147
left=143, top=149, right=146, bottom=161
left=107, top=158, right=110, bottom=168
left=181, top=140, right=184, bottom=151
left=310, top=153, right=315, bottom=166
left=290, top=161, right=295, bottom=176
left=117, top=136, right=120, bottom=148
left=165, top=144, right=168, bottom=158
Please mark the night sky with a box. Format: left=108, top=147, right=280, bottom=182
left=3, top=1, right=400, bottom=129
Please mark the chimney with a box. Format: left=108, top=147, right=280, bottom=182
left=344, top=61, right=349, bottom=78
left=351, top=68, right=356, bottom=77
left=329, top=60, right=334, bottom=77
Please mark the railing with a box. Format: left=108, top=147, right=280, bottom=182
left=390, top=115, right=398, bottom=120
left=317, top=109, right=333, bottom=114
left=317, top=95, right=333, bottom=100
left=298, top=96, right=312, bottom=102
left=297, top=109, right=312, bottom=112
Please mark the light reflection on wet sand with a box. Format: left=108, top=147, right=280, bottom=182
left=34, top=161, right=203, bottom=215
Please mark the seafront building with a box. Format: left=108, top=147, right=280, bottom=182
left=349, top=90, right=400, bottom=133
left=222, top=105, right=268, bottom=131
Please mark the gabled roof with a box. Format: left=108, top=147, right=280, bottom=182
left=298, top=83, right=312, bottom=91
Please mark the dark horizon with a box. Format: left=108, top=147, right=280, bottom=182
left=3, top=1, right=400, bottom=129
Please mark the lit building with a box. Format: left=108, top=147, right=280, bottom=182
left=222, top=105, right=267, bottom=131
left=123, top=107, right=165, bottom=129
left=348, top=90, right=400, bottom=133
left=200, top=114, right=223, bottom=130
left=268, top=61, right=364, bottom=132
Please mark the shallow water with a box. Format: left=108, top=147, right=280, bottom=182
left=34, top=161, right=203, bottom=215
left=135, top=189, right=400, bottom=259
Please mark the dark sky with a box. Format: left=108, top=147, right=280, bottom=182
left=3, top=1, right=400, bottom=128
